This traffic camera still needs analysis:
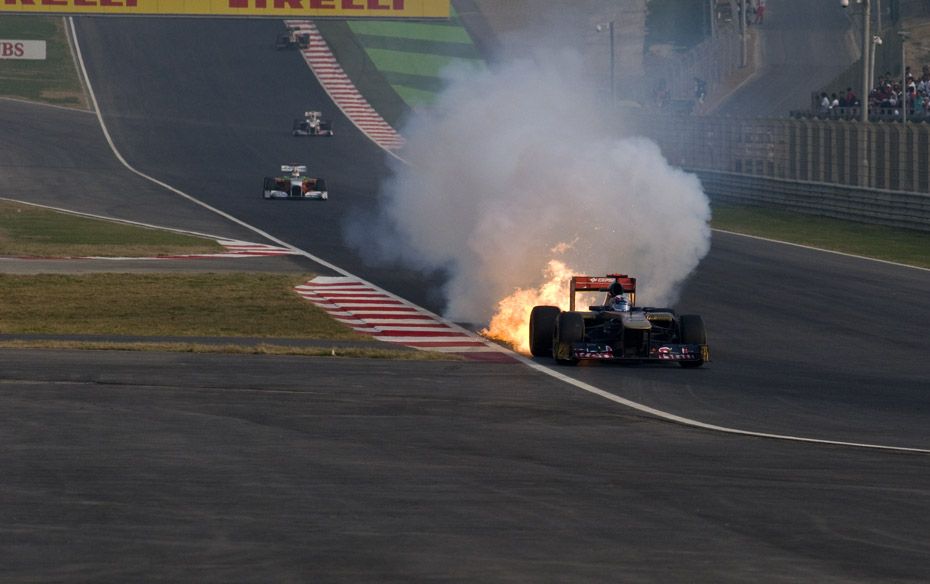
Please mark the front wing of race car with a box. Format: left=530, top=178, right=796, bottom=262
left=292, top=127, right=334, bottom=137
left=569, top=342, right=710, bottom=363
left=263, top=189, right=328, bottom=200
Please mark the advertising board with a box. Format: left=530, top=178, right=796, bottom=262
left=0, top=0, right=449, bottom=19
left=0, top=40, right=47, bottom=59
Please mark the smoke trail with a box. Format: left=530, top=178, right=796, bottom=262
left=347, top=51, right=710, bottom=326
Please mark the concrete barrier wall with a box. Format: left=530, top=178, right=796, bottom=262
left=696, top=170, right=930, bottom=232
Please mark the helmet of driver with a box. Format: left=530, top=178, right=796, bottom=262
left=610, top=295, right=630, bottom=312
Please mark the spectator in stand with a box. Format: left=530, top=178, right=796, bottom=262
left=694, top=77, right=706, bottom=105
left=755, top=0, right=766, bottom=24
left=652, top=78, right=670, bottom=109
left=845, top=87, right=858, bottom=106
left=809, top=65, right=930, bottom=120
left=819, top=92, right=830, bottom=114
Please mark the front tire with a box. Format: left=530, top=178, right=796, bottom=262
left=554, top=312, right=585, bottom=365
left=529, top=306, right=560, bottom=357
left=678, top=314, right=706, bottom=368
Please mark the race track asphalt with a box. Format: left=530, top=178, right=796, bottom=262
left=2, top=349, right=930, bottom=583
left=0, top=15, right=928, bottom=583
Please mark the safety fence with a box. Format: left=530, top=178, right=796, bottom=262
left=624, top=112, right=930, bottom=230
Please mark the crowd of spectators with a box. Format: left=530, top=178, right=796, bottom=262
left=812, top=64, right=930, bottom=121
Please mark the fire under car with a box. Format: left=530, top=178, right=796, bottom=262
left=528, top=273, right=709, bottom=367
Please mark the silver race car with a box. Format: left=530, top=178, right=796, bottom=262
left=292, top=111, right=334, bottom=137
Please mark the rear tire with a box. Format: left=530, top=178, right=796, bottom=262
left=555, top=312, right=585, bottom=365
left=529, top=306, right=559, bottom=357
left=678, top=314, right=706, bottom=368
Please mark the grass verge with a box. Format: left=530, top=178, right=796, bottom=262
left=0, top=200, right=223, bottom=257
left=0, top=16, right=86, bottom=108
left=0, top=273, right=368, bottom=338
left=0, top=272, right=463, bottom=360
left=711, top=204, right=930, bottom=269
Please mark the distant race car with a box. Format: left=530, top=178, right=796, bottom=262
left=275, top=29, right=310, bottom=50
left=292, top=111, right=334, bottom=137
left=529, top=273, right=709, bottom=367
left=262, top=165, right=328, bottom=201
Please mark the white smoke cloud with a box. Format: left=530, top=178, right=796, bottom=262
left=348, top=50, right=710, bottom=324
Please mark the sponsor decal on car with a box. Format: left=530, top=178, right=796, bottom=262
left=654, top=346, right=700, bottom=360
left=574, top=344, right=614, bottom=359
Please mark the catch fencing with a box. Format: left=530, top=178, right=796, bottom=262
left=625, top=113, right=930, bottom=231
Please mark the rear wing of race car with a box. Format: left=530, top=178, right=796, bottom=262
left=569, top=274, right=637, bottom=311
left=281, top=164, right=307, bottom=176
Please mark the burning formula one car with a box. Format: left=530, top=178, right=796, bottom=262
left=262, top=165, right=328, bottom=201
left=529, top=274, right=709, bottom=367
left=292, top=111, right=333, bottom=137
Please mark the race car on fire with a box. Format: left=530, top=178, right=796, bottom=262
left=262, top=165, right=328, bottom=201
left=529, top=274, right=709, bottom=367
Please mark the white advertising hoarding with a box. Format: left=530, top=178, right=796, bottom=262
left=0, top=1, right=449, bottom=18
left=0, top=40, right=47, bottom=60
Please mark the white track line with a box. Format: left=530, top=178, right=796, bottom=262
left=0, top=197, right=232, bottom=241
left=712, top=228, right=930, bottom=272
left=0, top=198, right=293, bottom=257
left=66, top=18, right=929, bottom=455
left=0, top=95, right=94, bottom=114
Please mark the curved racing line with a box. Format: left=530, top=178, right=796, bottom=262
left=66, top=18, right=930, bottom=456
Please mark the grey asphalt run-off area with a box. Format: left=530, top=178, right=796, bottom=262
left=0, top=9, right=929, bottom=583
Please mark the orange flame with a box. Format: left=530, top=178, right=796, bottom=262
left=481, top=259, right=576, bottom=354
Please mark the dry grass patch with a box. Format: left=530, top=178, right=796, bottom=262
left=0, top=273, right=370, bottom=340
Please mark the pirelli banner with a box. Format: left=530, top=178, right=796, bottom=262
left=0, top=0, right=450, bottom=19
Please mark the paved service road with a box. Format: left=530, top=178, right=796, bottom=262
left=717, top=0, right=859, bottom=117
left=2, top=349, right=930, bottom=583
